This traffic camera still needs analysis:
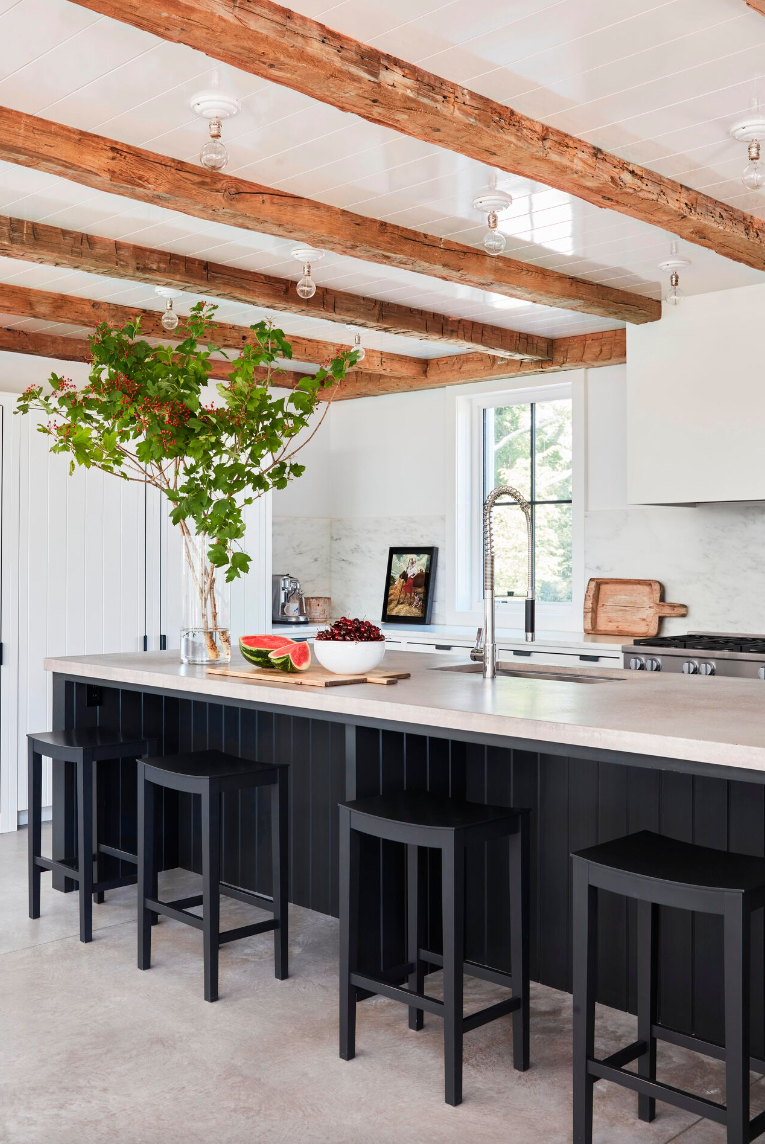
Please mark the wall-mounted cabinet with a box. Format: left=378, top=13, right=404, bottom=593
left=627, top=282, right=765, bottom=506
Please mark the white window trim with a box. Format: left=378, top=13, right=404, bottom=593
left=444, top=371, right=586, bottom=633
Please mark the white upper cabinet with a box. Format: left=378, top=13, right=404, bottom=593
left=627, top=282, right=765, bottom=506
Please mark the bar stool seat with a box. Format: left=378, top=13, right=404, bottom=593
left=572, top=830, right=765, bottom=1144
left=27, top=727, right=157, bottom=943
left=137, top=749, right=289, bottom=1002
left=339, top=791, right=530, bottom=1106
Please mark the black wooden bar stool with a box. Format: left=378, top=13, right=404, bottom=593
left=339, top=791, right=530, bottom=1106
left=28, top=728, right=157, bottom=943
left=572, top=830, right=765, bottom=1144
left=136, top=749, right=288, bottom=1002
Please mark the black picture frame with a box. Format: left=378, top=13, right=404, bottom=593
left=381, top=547, right=438, bottom=625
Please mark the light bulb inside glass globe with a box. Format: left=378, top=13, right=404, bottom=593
left=352, top=334, right=366, bottom=362
left=296, top=262, right=316, bottom=300
left=161, top=300, right=179, bottom=331
left=484, top=229, right=507, bottom=256
left=665, top=272, right=683, bottom=306
left=297, top=275, right=316, bottom=300
left=742, top=161, right=764, bottom=190
left=200, top=119, right=228, bottom=172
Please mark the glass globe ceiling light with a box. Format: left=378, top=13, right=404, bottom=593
left=155, top=286, right=182, bottom=331
left=729, top=99, right=765, bottom=191
left=658, top=242, right=691, bottom=307
left=291, top=247, right=325, bottom=300
left=189, top=70, right=241, bottom=172
left=472, top=172, right=512, bottom=256
left=346, top=327, right=366, bottom=362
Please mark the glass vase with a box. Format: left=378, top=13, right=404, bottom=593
left=179, top=530, right=231, bottom=665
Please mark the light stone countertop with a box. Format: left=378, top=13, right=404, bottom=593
left=44, top=648, right=765, bottom=775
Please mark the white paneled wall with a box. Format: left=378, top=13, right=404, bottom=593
left=0, top=399, right=271, bottom=831
left=3, top=406, right=147, bottom=828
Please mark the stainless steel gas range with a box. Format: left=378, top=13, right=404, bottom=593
left=622, top=632, right=765, bottom=679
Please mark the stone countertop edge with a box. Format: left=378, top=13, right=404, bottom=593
left=44, top=649, right=765, bottom=775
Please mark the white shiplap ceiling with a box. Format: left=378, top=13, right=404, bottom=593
left=0, top=0, right=763, bottom=355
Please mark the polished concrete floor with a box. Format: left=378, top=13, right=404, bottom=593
left=1, top=826, right=762, bottom=1144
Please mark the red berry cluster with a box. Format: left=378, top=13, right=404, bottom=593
left=316, top=617, right=384, bottom=642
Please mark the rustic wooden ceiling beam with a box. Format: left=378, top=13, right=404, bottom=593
left=0, top=281, right=426, bottom=378
left=67, top=0, right=765, bottom=273
left=0, top=216, right=551, bottom=361
left=744, top=1, right=765, bottom=14
left=423, top=328, right=625, bottom=386
left=0, top=325, right=624, bottom=398
left=0, top=108, right=660, bottom=324
left=0, top=325, right=390, bottom=397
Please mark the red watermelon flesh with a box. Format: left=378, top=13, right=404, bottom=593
left=268, top=641, right=311, bottom=673
left=240, top=634, right=297, bottom=668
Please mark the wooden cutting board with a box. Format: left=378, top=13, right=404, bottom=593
left=583, top=578, right=688, bottom=638
left=206, top=664, right=411, bottom=688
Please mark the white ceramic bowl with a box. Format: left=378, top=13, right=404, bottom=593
left=313, top=638, right=386, bottom=676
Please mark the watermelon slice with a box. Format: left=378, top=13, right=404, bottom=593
left=268, top=641, right=311, bottom=673
left=240, top=633, right=298, bottom=668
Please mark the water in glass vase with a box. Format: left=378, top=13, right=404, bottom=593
left=180, top=530, right=231, bottom=665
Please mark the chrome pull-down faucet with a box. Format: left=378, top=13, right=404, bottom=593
left=481, top=484, right=535, bottom=679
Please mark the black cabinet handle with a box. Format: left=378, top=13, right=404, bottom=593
left=435, top=644, right=453, bottom=651
left=512, top=650, right=532, bottom=657
left=579, top=654, right=600, bottom=662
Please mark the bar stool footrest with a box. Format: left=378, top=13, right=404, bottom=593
left=220, top=881, right=273, bottom=907
left=219, top=919, right=277, bottom=946
left=419, top=947, right=515, bottom=990
left=35, top=855, right=80, bottom=878
left=652, top=1023, right=765, bottom=1077
left=588, top=1056, right=727, bottom=1125
left=98, top=843, right=138, bottom=865
left=146, top=897, right=204, bottom=930
left=350, top=972, right=445, bottom=1016
left=462, top=996, right=520, bottom=1034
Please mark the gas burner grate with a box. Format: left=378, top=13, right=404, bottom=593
left=632, top=633, right=765, bottom=653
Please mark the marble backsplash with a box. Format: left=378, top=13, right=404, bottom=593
left=273, top=514, right=446, bottom=624
left=272, top=516, right=331, bottom=597
left=276, top=502, right=765, bottom=633
left=584, top=503, right=765, bottom=633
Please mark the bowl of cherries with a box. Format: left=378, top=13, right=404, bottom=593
left=313, top=617, right=386, bottom=675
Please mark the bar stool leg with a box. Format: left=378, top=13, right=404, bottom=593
left=637, top=900, right=658, bottom=1122
left=137, top=766, right=154, bottom=971
left=723, top=894, right=750, bottom=1144
left=339, top=807, right=360, bottom=1061
left=442, top=839, right=465, bottom=1107
left=271, top=766, right=289, bottom=980
left=92, top=759, right=105, bottom=905
left=201, top=786, right=221, bottom=1002
left=407, top=843, right=426, bottom=1031
left=572, top=859, right=598, bottom=1144
left=76, top=756, right=94, bottom=943
left=509, top=818, right=530, bottom=1071
left=28, top=744, right=42, bottom=920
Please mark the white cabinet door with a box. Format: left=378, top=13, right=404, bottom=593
left=3, top=408, right=146, bottom=830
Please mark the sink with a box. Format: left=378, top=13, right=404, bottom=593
left=437, top=663, right=624, bottom=684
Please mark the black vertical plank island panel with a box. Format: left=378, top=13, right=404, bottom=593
left=49, top=672, right=765, bottom=1048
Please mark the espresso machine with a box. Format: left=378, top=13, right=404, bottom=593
left=272, top=573, right=309, bottom=624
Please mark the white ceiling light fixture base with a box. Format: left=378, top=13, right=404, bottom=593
left=154, top=286, right=182, bottom=300
left=190, top=70, right=240, bottom=172
left=472, top=171, right=512, bottom=256
left=729, top=100, right=765, bottom=191
left=658, top=242, right=691, bottom=307
left=291, top=247, right=325, bottom=300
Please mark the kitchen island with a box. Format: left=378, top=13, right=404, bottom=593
left=44, top=648, right=765, bottom=1053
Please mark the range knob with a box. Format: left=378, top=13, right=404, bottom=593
left=699, top=662, right=715, bottom=676
left=629, top=657, right=646, bottom=671
left=645, top=658, right=661, bottom=672
left=682, top=660, right=699, bottom=674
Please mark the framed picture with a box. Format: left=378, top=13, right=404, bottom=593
left=382, top=547, right=438, bottom=625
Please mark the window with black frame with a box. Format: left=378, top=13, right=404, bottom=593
left=483, top=395, right=573, bottom=604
